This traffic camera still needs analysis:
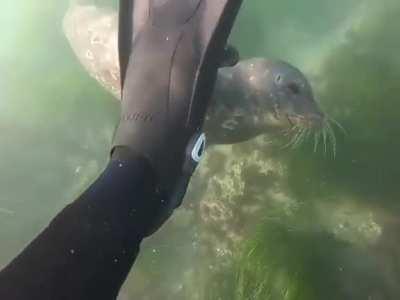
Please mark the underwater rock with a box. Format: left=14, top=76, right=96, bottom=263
left=186, top=137, right=297, bottom=268
left=315, top=197, right=382, bottom=246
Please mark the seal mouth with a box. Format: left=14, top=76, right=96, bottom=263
left=283, top=113, right=346, bottom=157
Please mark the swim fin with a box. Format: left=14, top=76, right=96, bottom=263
left=112, top=0, right=243, bottom=235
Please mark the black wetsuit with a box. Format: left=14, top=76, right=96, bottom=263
left=0, top=153, right=156, bottom=299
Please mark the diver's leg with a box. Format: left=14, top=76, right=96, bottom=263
left=0, top=0, right=243, bottom=298
left=0, top=152, right=156, bottom=300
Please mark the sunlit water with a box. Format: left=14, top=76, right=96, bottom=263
left=1, top=0, right=400, bottom=299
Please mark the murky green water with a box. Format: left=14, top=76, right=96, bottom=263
left=1, top=0, right=400, bottom=299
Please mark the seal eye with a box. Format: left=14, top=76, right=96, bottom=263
left=288, top=82, right=300, bottom=94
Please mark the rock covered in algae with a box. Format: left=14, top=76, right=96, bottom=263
left=185, top=136, right=298, bottom=262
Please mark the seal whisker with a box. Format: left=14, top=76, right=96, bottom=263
left=291, top=130, right=303, bottom=149
left=329, top=116, right=347, bottom=135
left=302, top=128, right=312, bottom=148
left=284, top=130, right=301, bottom=149
left=322, top=127, right=328, bottom=155
left=313, top=131, right=321, bottom=153
left=332, top=132, right=337, bottom=159
left=298, top=127, right=311, bottom=148
left=282, top=124, right=299, bottom=137
left=290, top=127, right=305, bottom=148
left=313, top=131, right=317, bottom=153
left=326, top=122, right=337, bottom=159
left=301, top=127, right=310, bottom=145
left=292, top=127, right=307, bottom=149
left=281, top=126, right=302, bottom=149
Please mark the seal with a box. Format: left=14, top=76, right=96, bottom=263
left=206, top=58, right=324, bottom=143
left=63, top=2, right=339, bottom=154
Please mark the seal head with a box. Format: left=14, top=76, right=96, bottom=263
left=207, top=58, right=328, bottom=147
